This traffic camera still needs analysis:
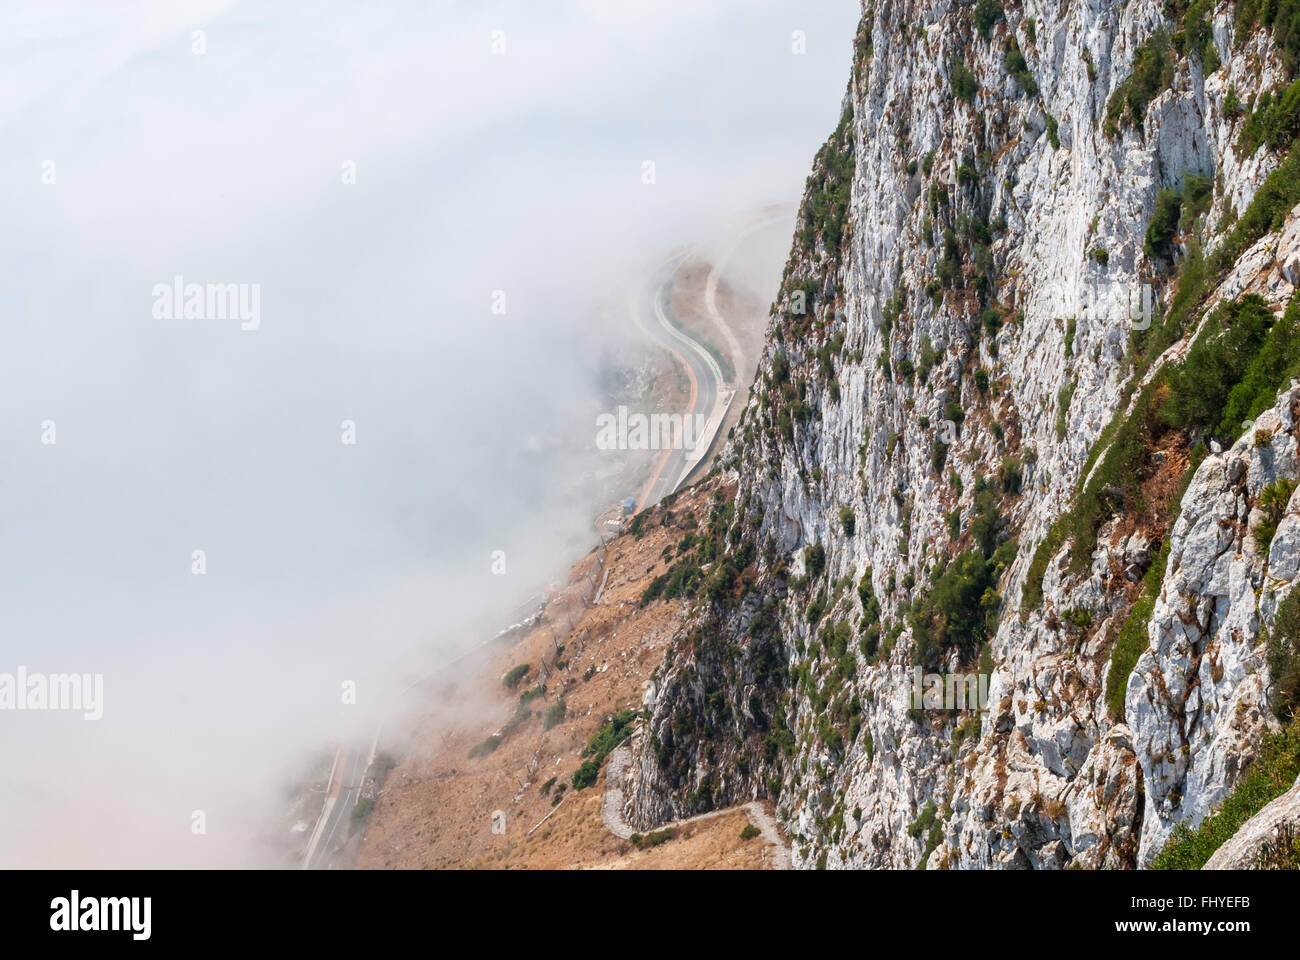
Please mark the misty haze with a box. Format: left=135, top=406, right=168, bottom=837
left=1, top=1, right=857, bottom=868
left=6, top=0, right=1300, bottom=919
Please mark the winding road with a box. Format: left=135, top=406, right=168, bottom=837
left=630, top=255, right=731, bottom=512
left=630, top=211, right=794, bottom=513
left=600, top=743, right=791, bottom=869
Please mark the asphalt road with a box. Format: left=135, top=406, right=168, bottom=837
left=303, top=740, right=371, bottom=869
left=632, top=258, right=726, bottom=511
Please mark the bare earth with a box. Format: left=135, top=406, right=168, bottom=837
left=353, top=478, right=786, bottom=869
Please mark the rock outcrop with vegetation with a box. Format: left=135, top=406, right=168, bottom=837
left=619, top=0, right=1300, bottom=869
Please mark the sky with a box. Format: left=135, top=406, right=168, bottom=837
left=0, top=0, right=861, bottom=866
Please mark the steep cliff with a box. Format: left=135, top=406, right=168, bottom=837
left=622, top=0, right=1300, bottom=868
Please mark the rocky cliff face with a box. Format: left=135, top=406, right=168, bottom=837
left=624, top=0, right=1300, bottom=868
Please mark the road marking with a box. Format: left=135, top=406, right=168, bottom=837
left=635, top=284, right=698, bottom=513
left=654, top=286, right=724, bottom=386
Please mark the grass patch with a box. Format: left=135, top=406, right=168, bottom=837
left=1105, top=28, right=1174, bottom=135
left=1256, top=478, right=1298, bottom=552
left=502, top=664, right=530, bottom=689
left=468, top=735, right=503, bottom=759
left=572, top=708, right=638, bottom=790
left=1152, top=723, right=1300, bottom=869
left=1022, top=153, right=1300, bottom=622
left=1265, top=586, right=1300, bottom=722
left=629, top=827, right=675, bottom=849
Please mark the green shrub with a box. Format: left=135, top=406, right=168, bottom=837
left=468, top=735, right=503, bottom=759
left=1045, top=114, right=1060, bottom=150
left=1210, top=146, right=1300, bottom=276
left=571, top=759, right=601, bottom=790
left=1152, top=723, right=1300, bottom=869
left=630, top=828, right=675, bottom=849
left=351, top=796, right=374, bottom=823
left=999, top=456, right=1022, bottom=495
left=805, top=543, right=827, bottom=580
left=910, top=548, right=1001, bottom=669
left=1161, top=294, right=1283, bottom=437
left=740, top=823, right=762, bottom=841
left=806, top=592, right=827, bottom=623
left=839, top=506, right=856, bottom=536
left=543, top=699, right=567, bottom=731
left=1106, top=598, right=1151, bottom=721
left=908, top=801, right=937, bottom=838
left=1256, top=479, right=1298, bottom=552
left=800, top=104, right=856, bottom=261
left=1181, top=173, right=1214, bottom=231
left=1004, top=40, right=1037, bottom=95
left=1055, top=378, right=1076, bottom=439
left=1236, top=0, right=1300, bottom=76
left=1105, top=29, right=1175, bottom=134
left=973, top=0, right=1002, bottom=38
left=1218, top=292, right=1300, bottom=437
left=951, top=59, right=977, bottom=102
left=1144, top=188, right=1183, bottom=261
left=1266, top=587, right=1300, bottom=722
left=570, top=707, right=637, bottom=789
left=502, top=664, right=531, bottom=689
left=1240, top=77, right=1300, bottom=155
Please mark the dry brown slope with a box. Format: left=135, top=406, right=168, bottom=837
left=355, top=478, right=771, bottom=869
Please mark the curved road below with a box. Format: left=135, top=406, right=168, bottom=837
left=630, top=212, right=794, bottom=513
left=601, top=743, right=791, bottom=869
left=630, top=256, right=729, bottom=512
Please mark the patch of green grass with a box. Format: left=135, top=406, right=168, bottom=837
left=630, top=828, right=675, bottom=849
left=1055, top=378, right=1076, bottom=439
left=543, top=699, right=567, bottom=731
left=973, top=0, right=1002, bottom=38
left=572, top=708, right=638, bottom=790
left=1152, top=723, right=1300, bottom=869
left=1256, top=479, right=1298, bottom=552
left=1106, top=595, right=1155, bottom=722
left=1209, top=145, right=1300, bottom=276
left=951, top=59, right=977, bottom=102
left=1105, top=29, right=1175, bottom=135
left=502, top=664, right=531, bottom=689
left=1265, top=585, right=1300, bottom=722
left=1105, top=455, right=1200, bottom=722
left=468, top=735, right=503, bottom=759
